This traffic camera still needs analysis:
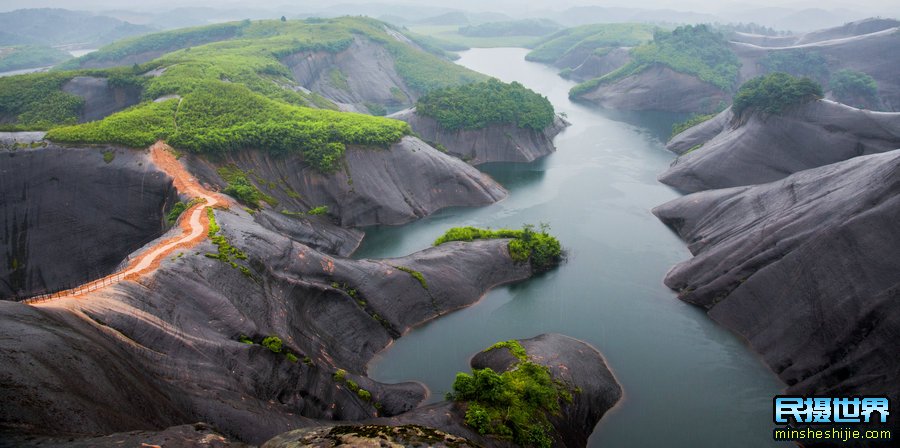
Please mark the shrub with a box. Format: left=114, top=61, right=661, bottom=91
left=167, top=201, right=188, bottom=224
left=433, top=224, right=562, bottom=273
left=357, top=389, right=372, bottom=401
left=760, top=49, right=829, bottom=83
left=670, top=113, right=716, bottom=139
left=286, top=353, right=299, bottom=363
left=261, top=336, right=283, bottom=353
left=484, top=340, right=528, bottom=361
left=307, top=205, right=329, bottom=215
left=732, top=72, right=823, bottom=117
left=830, top=69, right=878, bottom=108
left=417, top=79, right=554, bottom=131
left=334, top=369, right=347, bottom=382
left=449, top=345, right=570, bottom=448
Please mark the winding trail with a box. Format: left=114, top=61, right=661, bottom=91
left=26, top=141, right=229, bottom=305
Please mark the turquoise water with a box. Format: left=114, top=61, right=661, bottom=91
left=359, top=48, right=785, bottom=447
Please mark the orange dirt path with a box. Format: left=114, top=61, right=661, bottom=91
left=28, top=141, right=229, bottom=305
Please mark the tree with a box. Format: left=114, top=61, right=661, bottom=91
left=281, top=16, right=287, bottom=22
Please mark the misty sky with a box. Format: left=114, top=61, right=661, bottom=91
left=1, top=0, right=898, bottom=20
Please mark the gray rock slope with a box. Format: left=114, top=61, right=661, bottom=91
left=0, top=204, right=536, bottom=444
left=360, top=333, right=622, bottom=448
left=660, top=100, right=900, bottom=192
left=390, top=108, right=568, bottom=165
left=186, top=136, right=507, bottom=227
left=731, top=23, right=900, bottom=111
left=565, top=47, right=632, bottom=82
left=578, top=64, right=729, bottom=113
left=61, top=76, right=142, bottom=122
left=653, top=150, right=900, bottom=435
left=0, top=145, right=177, bottom=298
left=280, top=37, right=417, bottom=114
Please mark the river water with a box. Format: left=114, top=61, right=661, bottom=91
left=359, top=48, right=785, bottom=447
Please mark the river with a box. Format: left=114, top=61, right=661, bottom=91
left=359, top=47, right=784, bottom=447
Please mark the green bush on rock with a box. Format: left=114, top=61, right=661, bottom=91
left=433, top=224, right=562, bottom=272
left=417, top=79, right=555, bottom=131
left=448, top=343, right=572, bottom=448
left=732, top=72, right=823, bottom=117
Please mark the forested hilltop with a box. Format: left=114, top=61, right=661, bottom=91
left=0, top=17, right=554, bottom=172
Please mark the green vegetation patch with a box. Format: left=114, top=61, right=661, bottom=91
left=393, top=265, right=428, bottom=290
left=238, top=334, right=304, bottom=364
left=205, top=208, right=254, bottom=279
left=417, top=79, right=554, bottom=131
left=760, top=49, right=829, bottom=83
left=732, top=72, right=823, bottom=117
left=570, top=25, right=739, bottom=97
left=670, top=113, right=717, bottom=139
left=0, top=45, right=72, bottom=72
left=830, top=69, right=878, bottom=109
left=527, top=23, right=654, bottom=64
left=333, top=368, right=376, bottom=404
left=0, top=72, right=83, bottom=130
left=484, top=340, right=528, bottom=362
left=217, top=165, right=278, bottom=209
left=46, top=81, right=410, bottom=172
left=56, top=21, right=249, bottom=70
left=434, top=223, right=562, bottom=273
left=449, top=343, right=573, bottom=447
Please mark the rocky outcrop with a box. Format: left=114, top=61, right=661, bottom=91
left=730, top=22, right=900, bottom=111
left=262, top=425, right=479, bottom=448
left=730, top=18, right=900, bottom=48
left=577, top=64, right=729, bottom=113
left=280, top=38, right=416, bottom=114
left=0, top=199, right=537, bottom=444
left=660, top=100, right=900, bottom=192
left=185, top=136, right=507, bottom=227
left=371, top=334, right=622, bottom=447
left=0, top=144, right=177, bottom=299
left=390, top=109, right=568, bottom=165
left=1, top=423, right=247, bottom=448
left=61, top=76, right=142, bottom=122
left=653, top=150, right=900, bottom=435
left=565, top=47, right=632, bottom=82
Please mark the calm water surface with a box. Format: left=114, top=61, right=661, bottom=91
left=359, top=48, right=785, bottom=447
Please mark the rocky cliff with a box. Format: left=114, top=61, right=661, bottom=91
left=0, top=141, right=177, bottom=299
left=660, top=100, right=900, bottom=192
left=61, top=76, right=142, bottom=122
left=390, top=109, right=568, bottom=165
left=653, top=150, right=900, bottom=437
left=0, top=201, right=537, bottom=444
left=185, top=136, right=507, bottom=227
left=577, top=64, right=729, bottom=113
left=280, top=37, right=417, bottom=114
left=564, top=47, right=632, bottom=82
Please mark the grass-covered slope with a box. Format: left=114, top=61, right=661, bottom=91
left=526, top=23, right=654, bottom=66
left=47, top=82, right=410, bottom=172
left=0, top=45, right=72, bottom=72
left=416, top=79, right=555, bottom=131
left=1, top=17, right=504, bottom=167
left=56, top=21, right=249, bottom=70
left=570, top=25, right=740, bottom=97
left=0, top=8, right=152, bottom=47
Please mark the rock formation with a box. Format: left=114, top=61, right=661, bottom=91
left=390, top=109, right=568, bottom=165
left=660, top=100, right=900, bottom=192
left=653, top=150, right=900, bottom=437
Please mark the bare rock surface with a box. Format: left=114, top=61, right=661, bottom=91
left=577, top=64, right=728, bottom=113
left=0, top=202, right=535, bottom=444
left=61, top=76, right=142, bottom=122
left=660, top=100, right=900, bottom=192
left=653, top=150, right=900, bottom=437
left=390, top=109, right=568, bottom=165
left=186, top=136, right=507, bottom=227
left=0, top=144, right=177, bottom=298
